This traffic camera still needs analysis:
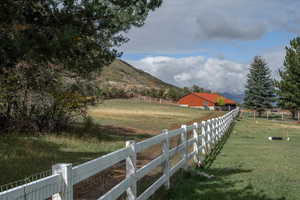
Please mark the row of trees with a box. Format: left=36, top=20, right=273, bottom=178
left=0, top=0, right=162, bottom=132
left=98, top=84, right=211, bottom=101
left=244, top=37, right=300, bottom=118
left=139, top=85, right=211, bottom=101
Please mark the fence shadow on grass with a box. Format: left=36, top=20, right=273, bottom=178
left=0, top=135, right=112, bottom=187
left=169, top=168, right=286, bottom=200
left=69, top=122, right=153, bottom=142
left=203, top=120, right=236, bottom=169
left=168, top=118, right=287, bottom=200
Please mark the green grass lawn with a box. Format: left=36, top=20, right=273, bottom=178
left=0, top=99, right=214, bottom=187
left=0, top=134, right=123, bottom=187
left=169, top=119, right=300, bottom=200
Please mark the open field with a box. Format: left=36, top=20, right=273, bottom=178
left=169, top=119, right=300, bottom=200
left=0, top=99, right=218, bottom=187
left=88, top=99, right=221, bottom=133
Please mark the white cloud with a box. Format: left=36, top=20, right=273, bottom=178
left=127, top=56, right=248, bottom=94
left=120, top=0, right=300, bottom=54
left=263, top=48, right=285, bottom=79
left=121, top=0, right=292, bottom=94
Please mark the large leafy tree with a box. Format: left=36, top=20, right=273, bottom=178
left=244, top=56, right=275, bottom=116
left=276, top=37, right=300, bottom=118
left=0, top=0, right=162, bottom=131
left=0, top=0, right=162, bottom=74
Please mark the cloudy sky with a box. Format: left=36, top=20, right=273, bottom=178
left=120, top=0, right=299, bottom=94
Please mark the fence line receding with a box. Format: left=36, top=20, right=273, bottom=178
left=0, top=108, right=239, bottom=200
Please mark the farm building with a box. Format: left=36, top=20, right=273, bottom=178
left=178, top=93, right=237, bottom=110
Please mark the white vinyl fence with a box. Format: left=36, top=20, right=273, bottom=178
left=0, top=108, right=239, bottom=200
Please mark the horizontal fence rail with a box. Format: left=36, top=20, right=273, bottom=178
left=0, top=108, right=240, bottom=200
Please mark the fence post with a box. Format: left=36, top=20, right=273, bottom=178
left=181, top=125, right=188, bottom=170
left=201, top=121, right=207, bottom=157
left=193, top=122, right=200, bottom=166
left=211, top=119, right=215, bottom=145
left=217, top=118, right=221, bottom=141
left=215, top=118, right=219, bottom=142
left=221, top=117, right=224, bottom=138
left=221, top=116, right=224, bottom=136
left=224, top=116, right=227, bottom=134
left=267, top=111, right=269, bottom=120
left=298, top=111, right=300, bottom=121
left=126, top=140, right=137, bottom=200
left=219, top=117, right=222, bottom=138
left=207, top=120, right=212, bottom=152
left=162, top=129, right=170, bottom=189
left=223, top=116, right=226, bottom=134
left=282, top=112, right=284, bottom=121
left=214, top=119, right=218, bottom=143
left=52, top=163, right=73, bottom=200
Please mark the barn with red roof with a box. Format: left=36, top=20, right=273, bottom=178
left=178, top=93, right=237, bottom=110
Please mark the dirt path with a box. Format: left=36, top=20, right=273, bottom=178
left=75, top=111, right=225, bottom=199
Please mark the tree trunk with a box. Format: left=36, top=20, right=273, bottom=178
left=291, top=109, right=297, bottom=120
left=258, top=111, right=263, bottom=117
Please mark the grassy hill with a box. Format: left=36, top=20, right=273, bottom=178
left=96, top=59, right=178, bottom=91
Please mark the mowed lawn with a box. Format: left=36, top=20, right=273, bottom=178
left=169, top=119, right=300, bottom=200
left=0, top=99, right=217, bottom=187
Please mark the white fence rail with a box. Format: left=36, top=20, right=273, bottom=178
left=0, top=108, right=239, bottom=200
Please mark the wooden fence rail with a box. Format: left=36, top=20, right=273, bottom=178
left=0, top=108, right=240, bottom=200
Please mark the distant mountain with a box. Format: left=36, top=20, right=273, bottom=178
left=95, top=59, right=179, bottom=91
left=221, top=92, right=244, bottom=104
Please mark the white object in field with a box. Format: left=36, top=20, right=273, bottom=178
left=268, top=136, right=272, bottom=141
left=268, top=136, right=290, bottom=141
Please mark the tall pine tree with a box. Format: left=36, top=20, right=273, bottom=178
left=276, top=37, right=300, bottom=118
left=244, top=56, right=275, bottom=116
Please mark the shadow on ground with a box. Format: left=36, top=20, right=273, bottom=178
left=0, top=119, right=154, bottom=187
left=203, top=121, right=236, bottom=169
left=169, top=171, right=286, bottom=200
left=167, top=119, right=286, bottom=200
left=0, top=135, right=111, bottom=186
left=69, top=123, right=153, bottom=142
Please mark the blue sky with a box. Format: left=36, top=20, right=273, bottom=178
left=119, top=0, right=300, bottom=94
left=123, top=31, right=296, bottom=63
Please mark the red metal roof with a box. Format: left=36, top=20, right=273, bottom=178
left=192, top=93, right=236, bottom=105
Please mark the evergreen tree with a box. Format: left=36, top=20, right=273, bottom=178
left=244, top=56, right=275, bottom=116
left=182, top=87, right=191, bottom=95
left=191, top=85, right=201, bottom=92
left=276, top=37, right=300, bottom=118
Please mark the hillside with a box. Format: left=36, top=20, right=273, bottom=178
left=96, top=59, right=178, bottom=91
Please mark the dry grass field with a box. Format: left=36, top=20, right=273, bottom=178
left=88, top=99, right=223, bottom=133
left=0, top=99, right=219, bottom=188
